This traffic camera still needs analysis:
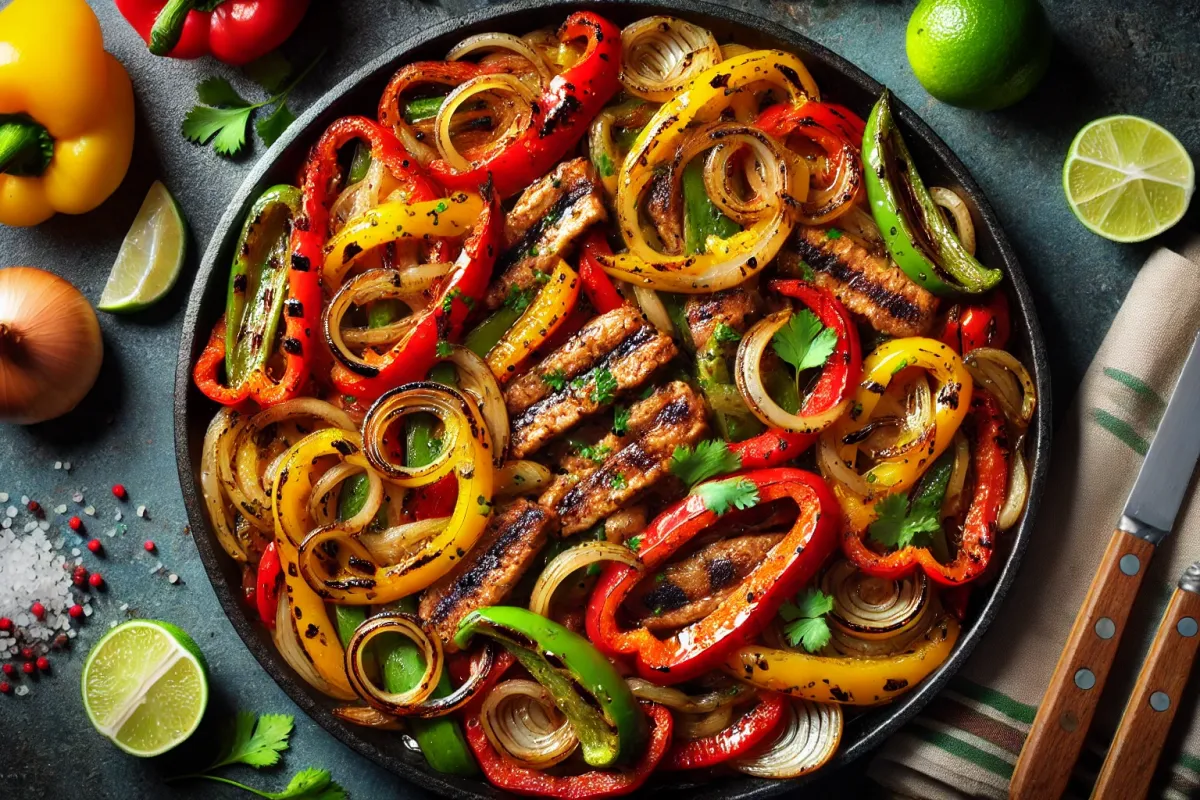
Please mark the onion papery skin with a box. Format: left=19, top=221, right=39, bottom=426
left=0, top=267, right=103, bottom=424
left=733, top=700, right=842, bottom=778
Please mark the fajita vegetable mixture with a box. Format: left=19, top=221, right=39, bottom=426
left=191, top=12, right=1037, bottom=793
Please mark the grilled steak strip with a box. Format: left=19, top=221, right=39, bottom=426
left=790, top=225, right=938, bottom=337
left=505, top=307, right=677, bottom=459
left=684, top=288, right=757, bottom=351
left=549, top=381, right=708, bottom=535
left=419, top=500, right=556, bottom=649
left=628, top=533, right=784, bottom=631
left=486, top=158, right=607, bottom=309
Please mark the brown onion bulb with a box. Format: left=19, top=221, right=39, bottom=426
left=0, top=267, right=103, bottom=424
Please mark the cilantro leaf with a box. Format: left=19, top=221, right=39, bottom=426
left=691, top=477, right=760, bottom=516
left=771, top=309, right=838, bottom=374
left=182, top=105, right=254, bottom=156
left=435, top=340, right=452, bottom=358
left=610, top=472, right=627, bottom=490
left=256, top=102, right=297, bottom=148
left=197, top=77, right=251, bottom=108
left=780, top=588, right=834, bottom=653
left=594, top=152, right=615, bottom=177
left=265, top=767, right=346, bottom=800
left=245, top=51, right=293, bottom=94
left=712, top=322, right=742, bottom=344
left=868, top=492, right=941, bottom=550
left=504, top=285, right=535, bottom=314
left=212, top=712, right=293, bottom=770
left=612, top=404, right=630, bottom=436
left=670, top=440, right=742, bottom=488
left=627, top=535, right=643, bottom=552
left=590, top=367, right=617, bottom=405
left=542, top=369, right=567, bottom=391
left=575, top=442, right=612, bottom=464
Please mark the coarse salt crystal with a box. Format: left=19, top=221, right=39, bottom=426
left=119, top=603, right=129, bottom=612
left=83, top=506, right=95, bottom=517
left=15, top=685, right=29, bottom=696
left=168, top=574, right=179, bottom=584
left=71, top=548, right=80, bottom=556
left=67, top=629, right=76, bottom=639
left=38, top=521, right=49, bottom=531
left=1, top=519, right=9, bottom=529
left=83, top=605, right=93, bottom=617
left=20, top=496, right=29, bottom=505
left=63, top=462, right=71, bottom=471
left=114, top=510, right=122, bottom=521
left=54, top=504, right=67, bottom=515
left=6, top=507, right=17, bottom=518
left=105, top=528, right=116, bottom=538
left=109, top=621, right=116, bottom=628
left=54, top=461, right=62, bottom=470
left=72, top=492, right=84, bottom=504
left=0, top=492, right=7, bottom=502
left=136, top=505, right=147, bottom=518
left=23, top=522, right=37, bottom=533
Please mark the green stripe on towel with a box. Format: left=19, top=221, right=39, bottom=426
left=909, top=725, right=1015, bottom=779
left=1091, top=408, right=1150, bottom=455
left=950, top=677, right=1037, bottom=724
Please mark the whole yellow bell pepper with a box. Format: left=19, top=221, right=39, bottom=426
left=0, top=0, right=135, bottom=227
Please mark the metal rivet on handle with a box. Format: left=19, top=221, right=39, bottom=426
left=1150, top=692, right=1171, bottom=712
left=1075, top=668, right=1096, bottom=690
left=1095, top=617, right=1116, bottom=639
left=1060, top=711, right=1079, bottom=732
left=1179, top=617, right=1198, bottom=638
left=1120, top=554, right=1141, bottom=576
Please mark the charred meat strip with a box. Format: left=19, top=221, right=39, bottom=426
left=548, top=381, right=708, bottom=535
left=684, top=288, right=757, bottom=351
left=505, top=307, right=677, bottom=459
left=627, top=533, right=784, bottom=631
left=647, top=170, right=685, bottom=256
left=419, top=500, right=556, bottom=649
left=789, top=225, right=938, bottom=337
left=486, top=158, right=608, bottom=309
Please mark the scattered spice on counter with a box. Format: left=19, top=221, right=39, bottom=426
left=86, top=540, right=102, bottom=554
left=68, top=516, right=83, bottom=532
left=111, top=484, right=127, bottom=500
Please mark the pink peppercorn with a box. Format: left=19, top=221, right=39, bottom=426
left=68, top=605, right=83, bottom=619
left=27, top=500, right=41, bottom=515
left=20, top=647, right=33, bottom=661
left=144, top=540, right=156, bottom=552
left=2, top=664, right=14, bottom=677
left=0, top=682, right=10, bottom=694
left=86, top=539, right=102, bottom=554
left=22, top=662, right=34, bottom=675
left=72, top=566, right=88, bottom=586
left=112, top=484, right=127, bottom=500
left=68, top=516, right=83, bottom=532
left=30, top=602, right=45, bottom=621
left=89, top=573, right=104, bottom=589
left=35, top=657, right=49, bottom=672
left=0, top=618, right=11, bottom=632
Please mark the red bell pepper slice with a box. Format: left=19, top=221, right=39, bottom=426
left=193, top=317, right=252, bottom=406
left=379, top=60, right=516, bottom=133
left=578, top=231, right=626, bottom=314
left=586, top=468, right=840, bottom=684
left=115, top=0, right=309, bottom=65
left=332, top=180, right=504, bottom=403
left=756, top=103, right=865, bottom=221
left=729, top=280, right=862, bottom=469
left=466, top=701, right=672, bottom=798
left=449, top=648, right=516, bottom=717
left=661, top=692, right=787, bottom=771
left=255, top=541, right=283, bottom=629
left=940, top=291, right=1012, bottom=354
left=429, top=12, right=622, bottom=199
left=841, top=390, right=1010, bottom=587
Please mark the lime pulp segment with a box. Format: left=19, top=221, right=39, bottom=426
left=98, top=181, right=187, bottom=312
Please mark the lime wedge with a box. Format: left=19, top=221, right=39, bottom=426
left=1063, top=116, right=1194, bottom=243
left=98, top=181, right=188, bottom=312
left=81, top=620, right=209, bottom=757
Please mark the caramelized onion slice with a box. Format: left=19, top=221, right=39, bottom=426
left=529, top=542, right=643, bottom=618
left=480, top=679, right=579, bottom=768
left=620, top=16, right=722, bottom=102
left=733, top=700, right=842, bottom=779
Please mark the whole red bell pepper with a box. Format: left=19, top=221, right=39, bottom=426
left=842, top=390, right=1010, bottom=587
left=729, top=280, right=862, bottom=469
left=255, top=541, right=282, bottom=628
left=587, top=468, right=840, bottom=684
left=661, top=692, right=787, bottom=771
left=332, top=181, right=504, bottom=403
left=940, top=291, right=1012, bottom=355
left=115, top=0, right=309, bottom=64
left=429, top=12, right=622, bottom=199
left=578, top=231, right=626, bottom=314
left=465, top=702, right=672, bottom=798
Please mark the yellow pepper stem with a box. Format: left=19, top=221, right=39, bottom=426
left=0, top=117, right=53, bottom=177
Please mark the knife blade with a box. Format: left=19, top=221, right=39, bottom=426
left=1121, top=331, right=1200, bottom=543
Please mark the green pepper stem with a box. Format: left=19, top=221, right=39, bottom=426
left=149, top=0, right=202, bottom=56
left=0, top=119, right=53, bottom=177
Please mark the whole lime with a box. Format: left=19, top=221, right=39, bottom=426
left=906, top=0, right=1052, bottom=110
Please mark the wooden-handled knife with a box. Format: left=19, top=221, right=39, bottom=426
left=1092, top=561, right=1200, bottom=800
left=1011, top=333, right=1200, bottom=799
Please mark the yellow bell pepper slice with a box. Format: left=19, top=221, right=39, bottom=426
left=0, top=0, right=135, bottom=227
left=322, top=192, right=484, bottom=286
left=821, top=337, right=972, bottom=532
left=297, top=383, right=495, bottom=605
left=270, top=428, right=362, bottom=700
left=485, top=258, right=580, bottom=381
left=723, top=614, right=960, bottom=705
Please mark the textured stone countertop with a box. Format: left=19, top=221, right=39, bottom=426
left=1, top=0, right=1197, bottom=797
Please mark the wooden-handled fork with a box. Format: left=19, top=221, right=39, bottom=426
left=1092, top=561, right=1200, bottom=800
left=1011, top=333, right=1200, bottom=799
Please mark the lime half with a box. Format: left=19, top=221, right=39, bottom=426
left=82, top=620, right=209, bottom=757
left=1063, top=116, right=1194, bottom=243
left=98, top=181, right=187, bottom=312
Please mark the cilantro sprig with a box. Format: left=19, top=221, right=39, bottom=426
left=670, top=439, right=742, bottom=488
left=612, top=404, right=630, bottom=436
left=779, top=588, right=834, bottom=653
left=169, top=712, right=346, bottom=800
left=691, top=476, right=760, bottom=516
left=867, top=455, right=953, bottom=551
left=541, top=369, right=567, bottom=391
left=772, top=309, right=838, bottom=374
left=183, top=51, right=324, bottom=158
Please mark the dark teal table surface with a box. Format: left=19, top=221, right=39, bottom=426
left=2, top=0, right=1198, bottom=797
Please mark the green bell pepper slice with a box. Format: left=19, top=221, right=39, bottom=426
left=863, top=91, right=1001, bottom=295
left=224, top=184, right=302, bottom=388
left=682, top=157, right=740, bottom=257
left=454, top=606, right=646, bottom=769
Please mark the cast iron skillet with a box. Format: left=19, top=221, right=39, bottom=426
left=174, top=1, right=1052, bottom=796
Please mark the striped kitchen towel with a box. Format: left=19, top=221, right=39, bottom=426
left=870, top=236, right=1200, bottom=800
